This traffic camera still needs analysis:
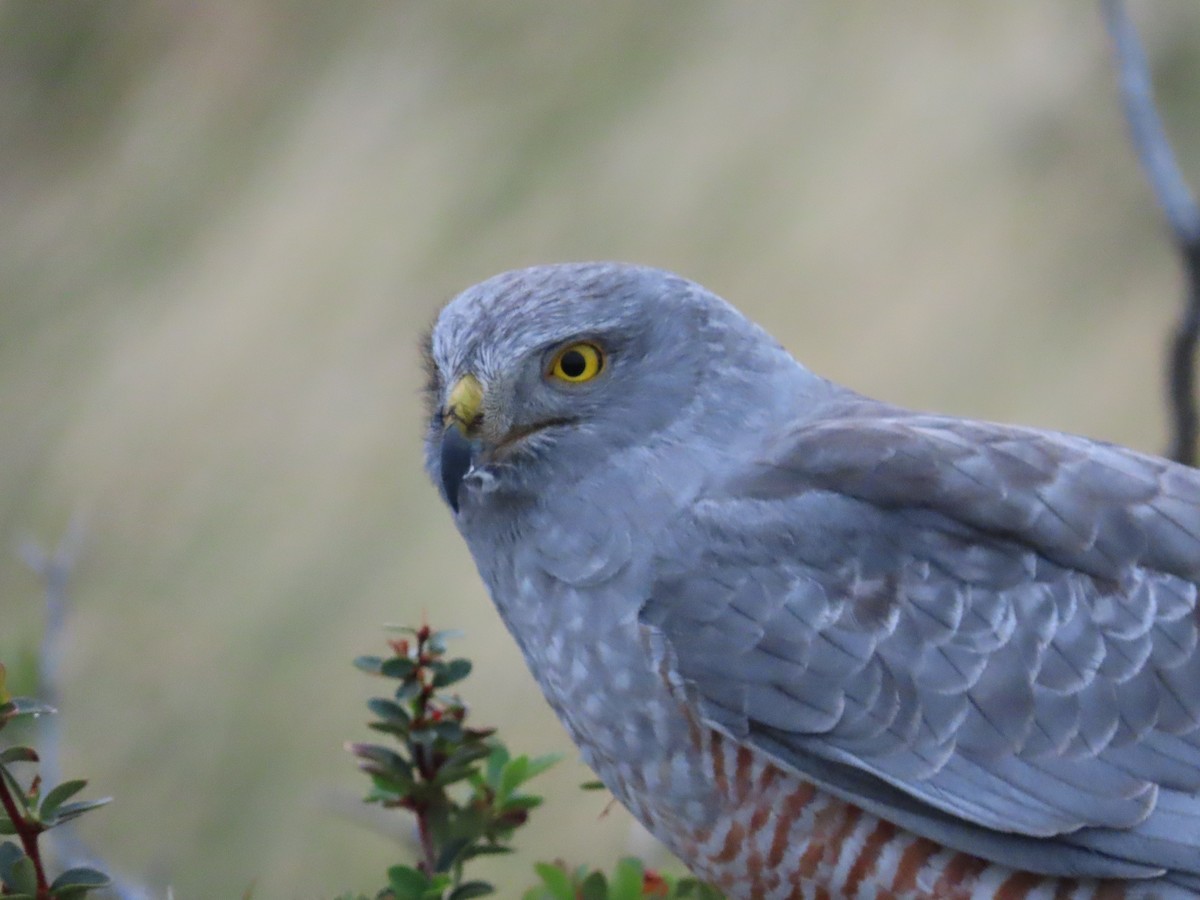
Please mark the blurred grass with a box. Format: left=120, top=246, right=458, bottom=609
left=2, top=2, right=1200, bottom=897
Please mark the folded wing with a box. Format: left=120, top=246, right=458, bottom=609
left=641, top=410, right=1200, bottom=879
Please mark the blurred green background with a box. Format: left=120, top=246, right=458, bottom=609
left=3, top=2, right=1200, bottom=897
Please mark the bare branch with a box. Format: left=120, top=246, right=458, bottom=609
left=1101, top=0, right=1200, bottom=465
left=19, top=519, right=157, bottom=900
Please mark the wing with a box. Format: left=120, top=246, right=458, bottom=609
left=640, top=410, right=1200, bottom=879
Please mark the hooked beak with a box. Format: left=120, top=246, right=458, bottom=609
left=440, top=375, right=483, bottom=513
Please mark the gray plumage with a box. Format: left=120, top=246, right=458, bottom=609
left=423, top=262, right=1200, bottom=894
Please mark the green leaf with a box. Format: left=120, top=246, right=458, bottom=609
left=430, top=764, right=475, bottom=788
left=407, top=726, right=438, bottom=750
left=431, top=658, right=471, bottom=688
left=0, top=816, right=15, bottom=835
left=426, top=629, right=464, bottom=654
left=498, top=756, right=528, bottom=800
left=579, top=780, right=606, bottom=791
left=426, top=872, right=453, bottom=895
left=347, top=744, right=413, bottom=781
left=49, top=866, right=112, bottom=897
left=380, top=657, right=417, bottom=679
left=367, top=720, right=411, bottom=738
left=394, top=678, right=423, bottom=702
left=672, top=883, right=696, bottom=899
left=432, top=720, right=464, bottom=743
left=610, top=858, right=644, bottom=900
left=459, top=844, right=512, bottom=862
left=485, top=744, right=509, bottom=789
left=353, top=655, right=384, bottom=674
left=532, top=862, right=574, bottom=900
left=367, top=698, right=411, bottom=727
left=447, top=880, right=493, bottom=899
left=678, top=881, right=726, bottom=900
left=39, top=778, right=88, bottom=821
left=365, top=774, right=410, bottom=804
left=386, top=865, right=429, bottom=900
left=50, top=797, right=112, bottom=824
left=4, top=853, right=37, bottom=894
left=578, top=871, right=609, bottom=900
left=0, top=698, right=56, bottom=725
left=519, top=753, right=560, bottom=783
left=500, top=794, right=543, bottom=812
left=433, top=836, right=470, bottom=873
left=0, top=766, right=30, bottom=817
left=441, top=742, right=492, bottom=771
left=0, top=747, right=37, bottom=765
left=0, top=841, right=24, bottom=884
left=6, top=698, right=56, bottom=717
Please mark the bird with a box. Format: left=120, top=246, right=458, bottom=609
left=422, top=262, right=1200, bottom=900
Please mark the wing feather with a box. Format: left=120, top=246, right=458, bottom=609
left=643, top=410, right=1200, bottom=879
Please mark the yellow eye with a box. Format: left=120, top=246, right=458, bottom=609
left=549, top=342, right=604, bottom=383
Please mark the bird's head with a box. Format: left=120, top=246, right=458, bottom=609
left=422, top=262, right=812, bottom=516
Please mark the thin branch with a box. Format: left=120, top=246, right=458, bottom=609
left=1101, top=0, right=1200, bottom=465
left=19, top=519, right=157, bottom=900
left=18, top=517, right=84, bottom=795
left=415, top=806, right=439, bottom=878
left=0, top=769, right=50, bottom=893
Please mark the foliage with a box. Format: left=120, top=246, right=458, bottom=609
left=0, top=618, right=721, bottom=899
left=344, top=625, right=725, bottom=900
left=2, top=619, right=720, bottom=897
left=345, top=624, right=560, bottom=899
left=524, top=858, right=725, bottom=900
left=0, top=663, right=111, bottom=899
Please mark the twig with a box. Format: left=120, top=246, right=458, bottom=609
left=1101, top=0, right=1200, bottom=465
left=18, top=517, right=84, bottom=795
left=19, top=519, right=157, bottom=900
left=0, top=769, right=50, bottom=893
left=416, top=806, right=439, bottom=878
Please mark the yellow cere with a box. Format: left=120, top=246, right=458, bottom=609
left=550, top=342, right=604, bottom=383
left=445, top=374, right=484, bottom=431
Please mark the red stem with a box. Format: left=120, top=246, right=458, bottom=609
left=0, top=768, right=49, bottom=896
left=415, top=804, right=438, bottom=876
left=405, top=625, right=457, bottom=877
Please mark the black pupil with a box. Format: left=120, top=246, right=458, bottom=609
left=560, top=349, right=588, bottom=378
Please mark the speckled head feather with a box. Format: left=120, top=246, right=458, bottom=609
left=423, top=262, right=1200, bottom=899
left=424, top=262, right=820, bottom=508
